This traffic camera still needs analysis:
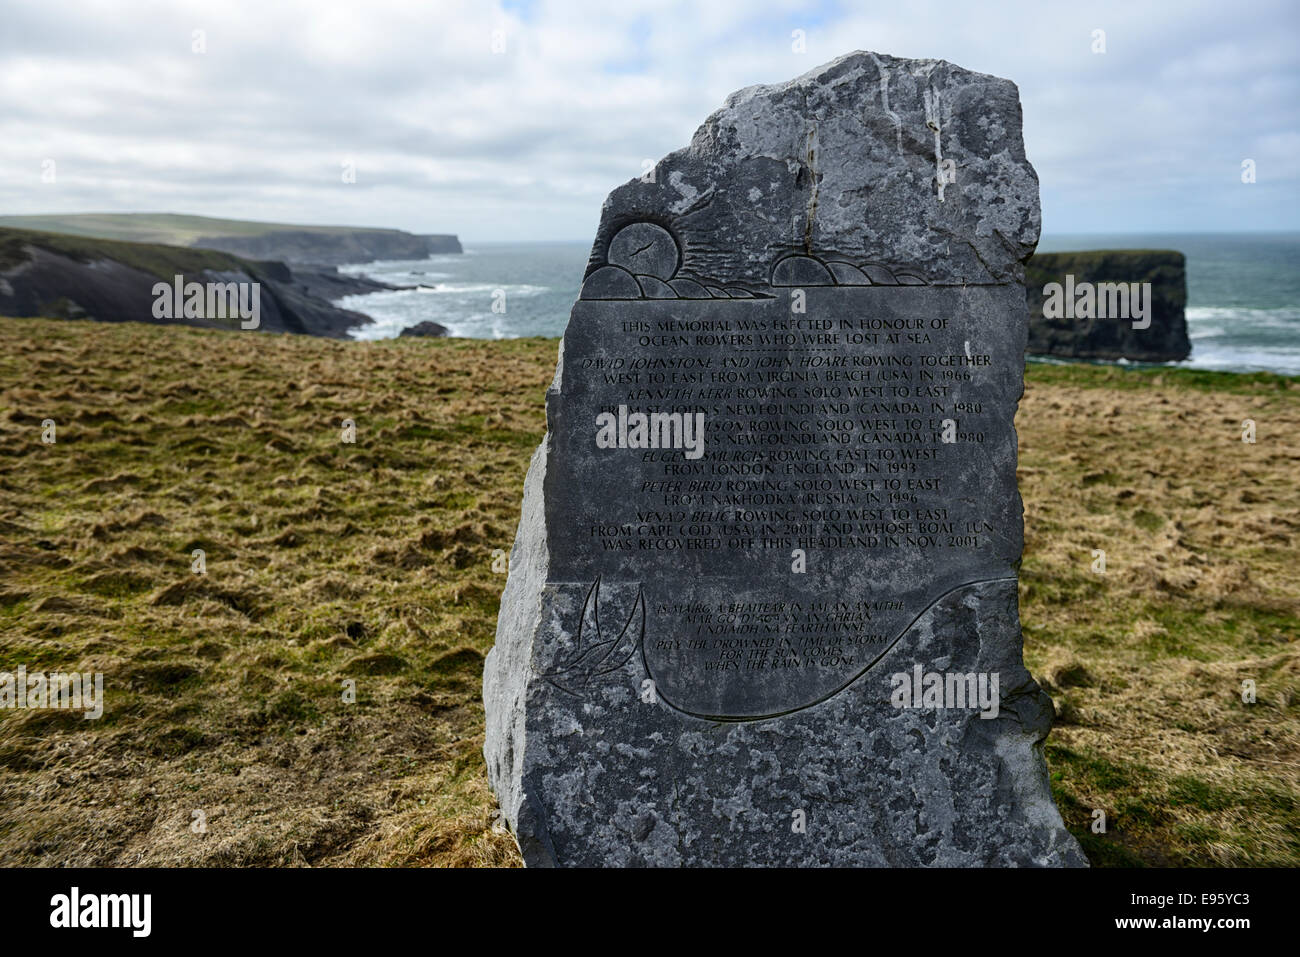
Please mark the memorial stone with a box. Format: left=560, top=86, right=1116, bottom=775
left=484, top=51, right=1086, bottom=868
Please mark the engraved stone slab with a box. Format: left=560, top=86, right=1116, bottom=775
left=484, top=51, right=1086, bottom=867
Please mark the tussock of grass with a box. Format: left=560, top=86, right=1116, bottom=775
left=1019, top=364, right=1300, bottom=865
left=0, top=316, right=1296, bottom=867
left=0, top=318, right=537, bottom=866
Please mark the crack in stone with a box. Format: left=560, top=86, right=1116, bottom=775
left=923, top=87, right=945, bottom=202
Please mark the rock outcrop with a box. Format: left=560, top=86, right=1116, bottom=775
left=1026, top=250, right=1189, bottom=362
left=193, top=230, right=461, bottom=266
left=398, top=321, right=448, bottom=337
left=0, top=228, right=381, bottom=338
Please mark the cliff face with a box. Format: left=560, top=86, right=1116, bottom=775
left=0, top=214, right=464, bottom=267
left=1026, top=250, right=1190, bottom=362
left=0, top=228, right=379, bottom=338
left=193, top=229, right=461, bottom=265
left=420, top=235, right=463, bottom=254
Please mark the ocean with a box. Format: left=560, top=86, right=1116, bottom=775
left=340, top=233, right=1300, bottom=375
left=340, top=242, right=587, bottom=340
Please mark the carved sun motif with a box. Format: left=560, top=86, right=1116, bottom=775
left=579, top=221, right=763, bottom=300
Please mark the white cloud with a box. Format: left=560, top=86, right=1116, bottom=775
left=0, top=0, right=1295, bottom=239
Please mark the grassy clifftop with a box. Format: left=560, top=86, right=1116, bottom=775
left=0, top=226, right=259, bottom=279
left=0, top=214, right=461, bottom=266
left=0, top=213, right=411, bottom=248
left=0, top=317, right=1296, bottom=866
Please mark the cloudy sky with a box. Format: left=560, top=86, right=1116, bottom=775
left=2, top=0, right=1296, bottom=241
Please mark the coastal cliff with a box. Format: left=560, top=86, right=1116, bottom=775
left=193, top=229, right=462, bottom=265
left=0, top=227, right=383, bottom=338
left=0, top=213, right=462, bottom=268
left=1026, top=250, right=1190, bottom=362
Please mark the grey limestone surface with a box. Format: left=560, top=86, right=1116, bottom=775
left=484, top=51, right=1085, bottom=867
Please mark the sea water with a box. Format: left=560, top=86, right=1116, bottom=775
left=340, top=234, right=1300, bottom=375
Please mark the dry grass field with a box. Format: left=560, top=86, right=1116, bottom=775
left=0, top=317, right=1296, bottom=867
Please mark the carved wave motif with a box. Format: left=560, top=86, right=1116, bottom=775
left=770, top=254, right=928, bottom=287
left=644, top=577, right=1016, bottom=722
left=580, top=221, right=933, bottom=300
